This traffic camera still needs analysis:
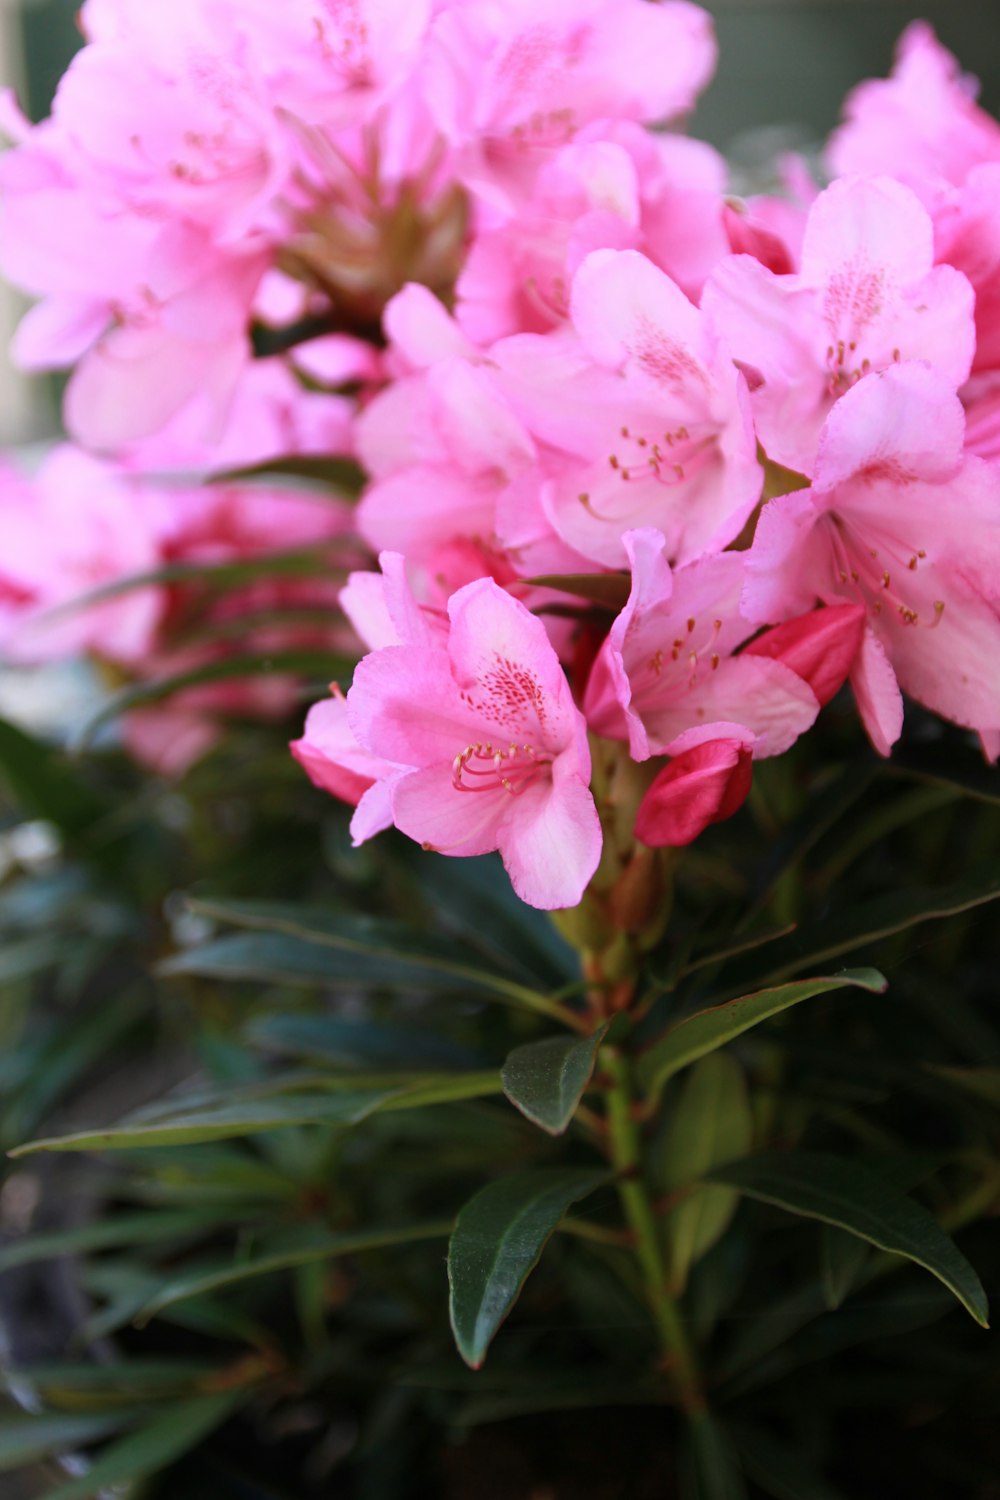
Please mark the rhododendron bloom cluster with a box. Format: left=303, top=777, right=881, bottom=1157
left=2, top=5, right=999, bottom=909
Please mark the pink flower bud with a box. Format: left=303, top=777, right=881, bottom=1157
left=743, top=603, right=865, bottom=707
left=635, top=738, right=752, bottom=848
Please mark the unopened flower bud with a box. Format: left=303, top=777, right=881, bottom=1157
left=635, top=738, right=752, bottom=848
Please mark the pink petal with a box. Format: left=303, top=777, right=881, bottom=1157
left=497, top=775, right=602, bottom=909
left=813, top=362, right=965, bottom=493
left=635, top=737, right=753, bottom=847
left=850, top=627, right=904, bottom=755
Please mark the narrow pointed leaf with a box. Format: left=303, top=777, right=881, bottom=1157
left=0, top=717, right=107, bottom=837
left=522, top=573, right=630, bottom=609
left=40, top=1392, right=243, bottom=1500
left=186, top=896, right=562, bottom=1015
left=0, top=1412, right=134, bottom=1472
left=662, top=1054, right=753, bottom=1291
left=638, top=970, right=886, bottom=1104
left=820, top=1224, right=870, bottom=1310
left=448, top=1168, right=608, bottom=1368
left=501, top=1025, right=608, bottom=1135
left=0, top=1207, right=250, bottom=1272
left=709, top=1151, right=989, bottom=1327
left=138, top=1220, right=453, bottom=1319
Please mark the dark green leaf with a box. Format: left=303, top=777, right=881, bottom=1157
left=448, top=1168, right=608, bottom=1368
left=501, top=1025, right=608, bottom=1135
left=0, top=1207, right=249, bottom=1272
left=137, top=1220, right=453, bottom=1318
left=211, top=454, right=366, bottom=493
left=0, top=1411, right=134, bottom=1473
left=735, top=1426, right=849, bottom=1500
left=926, top=1065, right=1000, bottom=1107
left=638, top=970, right=886, bottom=1105
left=739, top=875, right=1000, bottom=986
left=522, top=573, right=630, bottom=609
left=889, top=743, right=1000, bottom=807
left=662, top=1054, right=753, bottom=1292
left=709, top=1151, right=989, bottom=1327
left=682, top=1413, right=748, bottom=1500
left=820, top=1224, right=870, bottom=1310
left=186, top=896, right=567, bottom=1018
left=41, top=1392, right=243, bottom=1500
left=246, top=1013, right=481, bottom=1070
left=0, top=717, right=107, bottom=837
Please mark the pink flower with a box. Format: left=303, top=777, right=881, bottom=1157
left=0, top=446, right=164, bottom=664
left=292, top=688, right=400, bottom=840
left=827, top=23, right=1000, bottom=193
left=742, top=603, right=866, bottom=708
left=422, top=0, right=716, bottom=210
left=346, top=576, right=601, bottom=909
left=634, top=737, right=752, bottom=848
left=744, top=363, right=1000, bottom=754
left=492, top=248, right=762, bottom=570
left=583, top=529, right=820, bottom=761
left=703, top=176, right=976, bottom=476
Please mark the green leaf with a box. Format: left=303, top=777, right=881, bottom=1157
left=74, top=651, right=352, bottom=749
left=638, top=969, right=886, bottom=1105
left=137, top=1220, right=453, bottom=1319
left=0, top=1411, right=134, bottom=1473
left=709, top=1151, right=989, bottom=1327
left=820, top=1224, right=870, bottom=1310
left=448, top=1168, right=608, bottom=1368
left=926, top=1064, right=1000, bottom=1107
left=10, top=1085, right=401, bottom=1154
left=735, top=1426, right=849, bottom=1500
left=0, top=717, right=107, bottom=838
left=681, top=1413, right=748, bottom=1500
left=740, top=875, right=1000, bottom=986
left=521, top=572, right=631, bottom=609
left=662, top=1054, right=753, bottom=1292
left=186, top=896, right=569, bottom=1019
left=40, top=1392, right=243, bottom=1500
left=11, top=1070, right=501, bottom=1155
left=0, top=1207, right=250, bottom=1272
left=211, top=454, right=366, bottom=493
left=500, top=1025, right=608, bottom=1135
left=889, top=743, right=1000, bottom=807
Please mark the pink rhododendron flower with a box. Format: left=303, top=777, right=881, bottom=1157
left=491, top=249, right=761, bottom=571
left=584, top=529, right=820, bottom=762
left=345, top=577, right=601, bottom=908
left=744, top=363, right=1000, bottom=754
left=292, top=687, right=400, bottom=840
left=0, top=446, right=164, bottom=664
left=743, top=603, right=867, bottom=708
left=634, top=736, right=752, bottom=848
left=421, top=0, right=715, bottom=210
left=703, top=177, right=976, bottom=476
left=827, top=23, right=1000, bottom=193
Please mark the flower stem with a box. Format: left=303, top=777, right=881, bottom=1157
left=602, top=1046, right=705, bottom=1416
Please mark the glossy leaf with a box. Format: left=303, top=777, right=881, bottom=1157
left=0, top=1206, right=250, bottom=1272
left=709, top=1151, right=989, bottom=1327
left=40, top=1392, right=243, bottom=1500
left=662, top=1054, right=753, bottom=1292
left=501, top=1025, right=608, bottom=1135
left=448, top=1168, right=608, bottom=1368
left=638, top=970, right=886, bottom=1105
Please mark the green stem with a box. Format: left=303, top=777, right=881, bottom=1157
left=602, top=1047, right=704, bottom=1415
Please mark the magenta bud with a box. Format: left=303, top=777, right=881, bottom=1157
left=743, top=603, right=866, bottom=707
left=635, top=738, right=753, bottom=848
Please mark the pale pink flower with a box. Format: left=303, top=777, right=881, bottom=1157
left=703, top=176, right=976, bottom=476
left=292, top=688, right=401, bottom=840
left=583, top=529, right=820, bottom=761
left=346, top=577, right=601, bottom=909
left=491, top=249, right=761, bottom=570
left=744, top=363, right=1000, bottom=754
